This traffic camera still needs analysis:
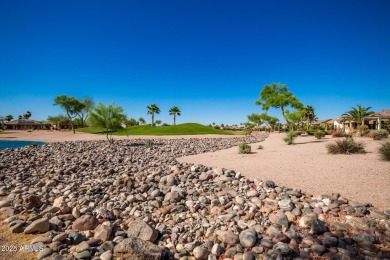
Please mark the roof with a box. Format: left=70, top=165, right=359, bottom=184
left=312, top=119, right=332, bottom=125
left=363, top=109, right=390, bottom=119
left=5, top=119, right=43, bottom=125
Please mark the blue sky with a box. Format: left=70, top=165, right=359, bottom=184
left=0, top=0, right=389, bottom=125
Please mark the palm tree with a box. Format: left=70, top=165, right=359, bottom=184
left=147, top=104, right=160, bottom=126
left=169, top=106, right=181, bottom=125
left=138, top=117, right=146, bottom=125
left=342, top=105, right=373, bottom=129
left=303, top=105, right=316, bottom=131
left=5, top=115, right=13, bottom=122
left=23, top=111, right=32, bottom=119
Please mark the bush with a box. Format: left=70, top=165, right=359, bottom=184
left=29, top=142, right=38, bottom=147
left=361, top=129, right=371, bottom=137
left=145, top=140, right=154, bottom=148
left=238, top=143, right=251, bottom=154
left=332, top=129, right=346, bottom=138
left=378, top=142, right=390, bottom=161
left=326, top=139, right=365, bottom=154
left=372, top=129, right=389, bottom=140
left=283, top=131, right=299, bottom=145
left=314, top=131, right=326, bottom=139
left=257, top=144, right=264, bottom=150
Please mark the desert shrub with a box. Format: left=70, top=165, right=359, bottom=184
left=314, top=131, right=326, bottom=139
left=145, top=140, right=154, bottom=148
left=238, top=143, right=251, bottom=154
left=332, top=129, right=346, bottom=138
left=283, top=131, right=299, bottom=145
left=257, top=144, right=264, bottom=150
left=361, top=129, right=371, bottom=137
left=29, top=142, right=38, bottom=147
left=372, top=129, right=389, bottom=140
left=326, top=139, right=365, bottom=154
left=378, top=142, right=390, bottom=161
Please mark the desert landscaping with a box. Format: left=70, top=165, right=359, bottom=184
left=0, top=131, right=389, bottom=259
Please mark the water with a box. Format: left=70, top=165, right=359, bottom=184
left=0, top=140, right=46, bottom=149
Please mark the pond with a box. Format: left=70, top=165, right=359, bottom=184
left=0, top=140, right=46, bottom=149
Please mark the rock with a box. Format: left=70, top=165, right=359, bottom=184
left=278, top=199, right=294, bottom=211
left=164, top=192, right=181, bottom=202
left=322, top=237, right=338, bottom=247
left=94, top=221, right=113, bottom=242
left=311, top=218, right=328, bottom=234
left=222, top=231, right=239, bottom=245
left=53, top=233, right=68, bottom=242
left=31, top=236, right=52, bottom=244
left=246, top=190, right=258, bottom=197
left=211, top=243, right=223, bottom=255
left=24, top=218, right=50, bottom=234
left=53, top=196, right=70, bottom=214
left=239, top=230, right=257, bottom=248
left=242, top=252, right=255, bottom=260
left=311, top=244, right=326, bottom=255
left=298, top=214, right=316, bottom=228
left=37, top=248, right=53, bottom=260
left=73, top=241, right=90, bottom=253
left=72, top=215, right=99, bottom=231
left=114, top=237, right=163, bottom=260
left=127, top=219, right=158, bottom=242
left=100, top=250, right=113, bottom=260
left=23, top=195, right=42, bottom=209
left=75, top=250, right=91, bottom=259
left=193, top=246, right=208, bottom=259
left=270, top=212, right=289, bottom=228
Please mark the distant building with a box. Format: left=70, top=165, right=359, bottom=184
left=5, top=119, right=43, bottom=130
left=362, top=109, right=390, bottom=130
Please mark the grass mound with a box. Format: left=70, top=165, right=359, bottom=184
left=238, top=143, right=251, bottom=154
left=327, top=138, right=365, bottom=154
left=78, top=123, right=234, bottom=136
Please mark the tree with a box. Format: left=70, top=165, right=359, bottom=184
left=18, top=115, right=22, bottom=120
left=259, top=113, right=279, bottom=131
left=155, top=120, right=162, bottom=126
left=23, top=111, right=32, bottom=119
left=47, top=115, right=69, bottom=131
left=247, top=113, right=263, bottom=126
left=125, top=118, right=138, bottom=127
left=5, top=115, right=13, bottom=122
left=147, top=104, right=160, bottom=126
left=87, top=102, right=126, bottom=143
left=54, top=95, right=85, bottom=134
left=285, top=109, right=305, bottom=131
left=255, top=83, right=303, bottom=125
left=138, top=117, right=146, bottom=125
left=77, top=97, right=94, bottom=128
left=342, top=105, right=373, bottom=126
left=302, top=105, right=316, bottom=131
left=169, top=106, right=181, bottom=125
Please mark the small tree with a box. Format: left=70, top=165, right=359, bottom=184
left=147, top=104, right=160, bottom=126
left=303, top=105, right=316, bottom=131
left=169, top=106, right=181, bottom=125
left=126, top=118, right=138, bottom=127
left=155, top=120, right=162, bottom=126
left=138, top=117, right=146, bottom=125
left=5, top=115, right=13, bottom=122
left=47, top=115, right=69, bottom=130
left=255, top=83, right=303, bottom=125
left=247, top=113, right=263, bottom=126
left=77, top=97, right=94, bottom=128
left=285, top=109, right=305, bottom=131
left=23, top=111, right=32, bottom=119
left=54, top=95, right=85, bottom=134
left=88, top=102, right=126, bottom=143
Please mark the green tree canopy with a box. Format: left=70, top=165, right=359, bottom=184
left=126, top=118, right=138, bottom=127
left=259, top=113, right=279, bottom=129
left=342, top=105, right=373, bottom=125
left=87, top=102, right=126, bottom=143
left=155, top=119, right=162, bottom=126
left=47, top=115, right=69, bottom=130
left=77, top=97, right=94, bottom=127
left=169, top=106, right=181, bottom=125
left=255, top=83, right=303, bottom=124
left=5, top=115, right=13, bottom=122
left=138, top=117, right=146, bottom=125
left=285, top=109, right=305, bottom=130
left=23, top=111, right=32, bottom=119
left=247, top=113, right=263, bottom=126
left=54, top=95, right=85, bottom=134
left=302, top=105, right=317, bottom=131
left=147, top=104, right=160, bottom=126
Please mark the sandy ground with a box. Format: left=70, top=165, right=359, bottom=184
left=0, top=130, right=243, bottom=142
left=178, top=133, right=390, bottom=210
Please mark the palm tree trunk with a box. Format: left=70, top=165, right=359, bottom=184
left=174, top=114, right=176, bottom=126
left=152, top=113, right=154, bottom=126
left=71, top=121, right=75, bottom=134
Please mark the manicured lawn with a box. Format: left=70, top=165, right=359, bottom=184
left=0, top=131, right=10, bottom=134
left=77, top=123, right=235, bottom=136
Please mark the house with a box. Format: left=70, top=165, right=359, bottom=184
left=311, top=119, right=333, bottom=130
left=330, top=118, right=343, bottom=130
left=362, top=109, right=390, bottom=130
left=5, top=119, right=44, bottom=130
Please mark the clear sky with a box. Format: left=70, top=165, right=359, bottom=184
left=1, top=0, right=389, bottom=125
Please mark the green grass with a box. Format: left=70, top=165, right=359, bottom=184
left=77, top=123, right=235, bottom=136
left=0, top=131, right=10, bottom=134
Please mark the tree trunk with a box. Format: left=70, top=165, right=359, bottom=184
left=71, top=120, right=75, bottom=134
left=152, top=113, right=154, bottom=126
left=174, top=115, right=176, bottom=126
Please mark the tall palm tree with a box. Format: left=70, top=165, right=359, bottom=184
left=169, top=106, right=181, bottom=125
left=23, top=111, right=32, bottom=119
left=147, top=104, right=160, bottom=126
left=5, top=115, right=13, bottom=122
left=342, top=105, right=373, bottom=126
